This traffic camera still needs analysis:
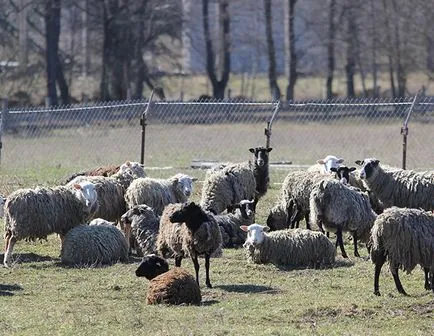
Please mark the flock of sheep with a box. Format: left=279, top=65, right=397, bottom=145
left=1, top=149, right=433, bottom=305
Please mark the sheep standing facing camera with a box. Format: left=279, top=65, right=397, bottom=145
left=135, top=254, right=201, bottom=305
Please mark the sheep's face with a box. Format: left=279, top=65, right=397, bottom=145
left=330, top=166, right=357, bottom=184
left=317, top=155, right=344, bottom=174
left=71, top=181, right=98, bottom=211
left=237, top=199, right=255, bottom=220
left=173, top=174, right=195, bottom=197
left=241, top=224, right=270, bottom=247
left=135, top=254, right=169, bottom=280
left=250, top=147, right=272, bottom=168
left=119, top=161, right=146, bottom=178
left=355, top=158, right=380, bottom=180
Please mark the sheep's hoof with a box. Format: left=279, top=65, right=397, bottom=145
left=206, top=282, right=213, bottom=289
left=374, top=291, right=381, bottom=296
left=342, top=253, right=348, bottom=259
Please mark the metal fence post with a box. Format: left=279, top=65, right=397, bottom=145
left=265, top=101, right=280, bottom=149
left=140, top=91, right=155, bottom=165
left=400, top=92, right=419, bottom=170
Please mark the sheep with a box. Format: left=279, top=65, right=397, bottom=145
left=266, top=171, right=335, bottom=231
left=309, top=179, right=378, bottom=258
left=120, top=204, right=160, bottom=256
left=60, top=220, right=129, bottom=266
left=62, top=161, right=146, bottom=184
left=156, top=202, right=222, bottom=288
left=307, top=155, right=344, bottom=174
left=3, top=181, right=98, bottom=267
left=135, top=254, right=201, bottom=305
left=240, top=224, right=336, bottom=268
left=370, top=207, right=434, bottom=296
left=216, top=199, right=255, bottom=248
left=355, top=158, right=434, bottom=211
left=200, top=147, right=272, bottom=215
left=124, top=173, right=195, bottom=216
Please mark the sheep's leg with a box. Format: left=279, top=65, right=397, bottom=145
left=373, top=253, right=386, bottom=296
left=4, top=236, right=16, bottom=267
left=423, top=268, right=431, bottom=290
left=390, top=264, right=408, bottom=296
left=174, top=255, right=182, bottom=267
left=4, top=231, right=11, bottom=253
left=430, top=271, right=434, bottom=293
left=335, top=227, right=348, bottom=258
left=305, top=213, right=311, bottom=230
left=191, top=255, right=200, bottom=286
left=123, top=222, right=132, bottom=253
left=353, top=234, right=360, bottom=258
left=204, top=253, right=212, bottom=288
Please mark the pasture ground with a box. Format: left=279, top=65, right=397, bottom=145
left=0, top=167, right=433, bottom=335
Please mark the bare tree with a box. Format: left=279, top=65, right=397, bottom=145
left=284, top=0, right=297, bottom=101
left=344, top=2, right=356, bottom=97
left=264, top=0, right=281, bottom=101
left=326, top=0, right=336, bottom=99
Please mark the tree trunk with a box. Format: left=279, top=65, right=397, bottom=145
left=391, top=0, right=406, bottom=97
left=81, top=0, right=89, bottom=77
left=382, top=0, right=396, bottom=97
left=45, top=0, right=61, bottom=106
left=370, top=0, right=378, bottom=97
left=202, top=0, right=230, bottom=99
left=264, top=0, right=281, bottom=101
left=19, top=0, right=28, bottom=72
left=285, top=0, right=297, bottom=101
left=56, top=55, right=69, bottom=105
left=326, top=0, right=336, bottom=99
left=345, top=4, right=356, bottom=98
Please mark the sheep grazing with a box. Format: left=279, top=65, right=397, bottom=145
left=156, top=202, right=222, bottom=288
left=216, top=199, right=255, bottom=248
left=309, top=179, right=377, bottom=258
left=241, top=224, right=335, bottom=268
left=136, top=254, right=201, bottom=305
left=124, top=173, right=195, bottom=216
left=370, top=207, right=434, bottom=296
left=307, top=155, right=344, bottom=174
left=120, top=204, right=160, bottom=256
left=3, top=181, right=98, bottom=267
left=266, top=170, right=334, bottom=231
left=61, top=220, right=129, bottom=266
left=200, top=147, right=272, bottom=214
left=355, top=158, right=434, bottom=211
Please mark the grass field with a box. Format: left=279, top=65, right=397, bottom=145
left=0, top=167, right=433, bottom=336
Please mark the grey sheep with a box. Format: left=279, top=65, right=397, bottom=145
left=370, top=207, right=434, bottom=296
left=3, top=181, right=99, bottom=267
left=216, top=199, right=255, bottom=248
left=309, top=179, right=377, bottom=258
left=355, top=158, right=434, bottom=211
left=124, top=173, right=195, bottom=216
left=241, top=224, right=336, bottom=268
left=200, top=147, right=272, bottom=214
left=120, top=204, right=160, bottom=256
left=267, top=170, right=335, bottom=231
left=156, top=202, right=222, bottom=288
left=61, top=220, right=129, bottom=266
left=135, top=254, right=201, bottom=305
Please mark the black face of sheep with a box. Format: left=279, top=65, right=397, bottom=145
left=169, top=202, right=209, bottom=233
left=249, top=147, right=272, bottom=168
left=227, top=199, right=255, bottom=220
left=136, top=254, right=169, bottom=280
left=355, top=159, right=380, bottom=179
left=330, top=166, right=357, bottom=184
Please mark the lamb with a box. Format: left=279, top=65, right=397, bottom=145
left=307, top=155, right=344, bottom=174
left=156, top=202, right=222, bottom=288
left=3, top=181, right=98, bottom=267
left=120, top=204, right=160, bottom=256
left=135, top=254, right=201, bottom=305
left=309, top=179, right=378, bottom=258
left=200, top=147, right=272, bottom=214
left=266, top=170, right=335, bottom=231
left=370, top=207, right=434, bottom=296
left=241, top=224, right=335, bottom=267
left=355, top=158, right=434, bottom=211
left=124, top=173, right=195, bottom=216
left=216, top=199, right=255, bottom=248
left=60, top=220, right=129, bottom=266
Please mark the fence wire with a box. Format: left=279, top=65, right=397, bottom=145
left=0, top=97, right=433, bottom=172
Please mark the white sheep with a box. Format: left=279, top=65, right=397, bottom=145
left=200, top=147, right=272, bottom=214
left=241, top=224, right=335, bottom=267
left=307, top=155, right=344, bottom=174
left=309, top=179, right=377, bottom=258
left=124, top=173, right=195, bottom=216
left=3, top=181, right=98, bottom=267
left=370, top=207, right=434, bottom=296
left=355, top=158, right=434, bottom=211
left=156, top=202, right=222, bottom=288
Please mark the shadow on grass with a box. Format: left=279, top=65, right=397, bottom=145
left=216, top=284, right=278, bottom=294
left=0, top=283, right=23, bottom=297
left=273, top=258, right=356, bottom=272
left=201, top=299, right=220, bottom=306
left=0, top=252, right=57, bottom=265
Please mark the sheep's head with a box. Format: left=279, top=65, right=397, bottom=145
left=330, top=165, right=357, bottom=184
left=135, top=254, right=169, bottom=280
left=171, top=174, right=196, bottom=197
left=240, top=223, right=270, bottom=247
left=317, top=155, right=344, bottom=174
left=249, top=147, right=272, bottom=168
left=71, top=181, right=98, bottom=212
left=119, top=161, right=146, bottom=178
left=228, top=199, right=255, bottom=220
left=169, top=202, right=208, bottom=232
left=355, top=158, right=380, bottom=180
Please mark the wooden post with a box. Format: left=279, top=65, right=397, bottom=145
left=401, top=92, right=419, bottom=170
left=140, top=91, right=155, bottom=165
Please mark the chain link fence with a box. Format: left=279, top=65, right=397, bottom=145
left=0, top=96, right=433, bottom=173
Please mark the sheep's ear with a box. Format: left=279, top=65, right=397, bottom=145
left=355, top=160, right=364, bottom=166
left=72, top=183, right=82, bottom=190
left=240, top=225, right=249, bottom=232
left=263, top=226, right=270, bottom=232
left=267, top=148, right=273, bottom=152
left=126, top=161, right=131, bottom=166
left=317, top=159, right=325, bottom=164
left=337, top=158, right=344, bottom=163
left=349, top=167, right=357, bottom=172
left=373, top=160, right=380, bottom=165
left=330, top=167, right=338, bottom=172
left=249, top=148, right=255, bottom=153
left=191, top=177, right=198, bottom=182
